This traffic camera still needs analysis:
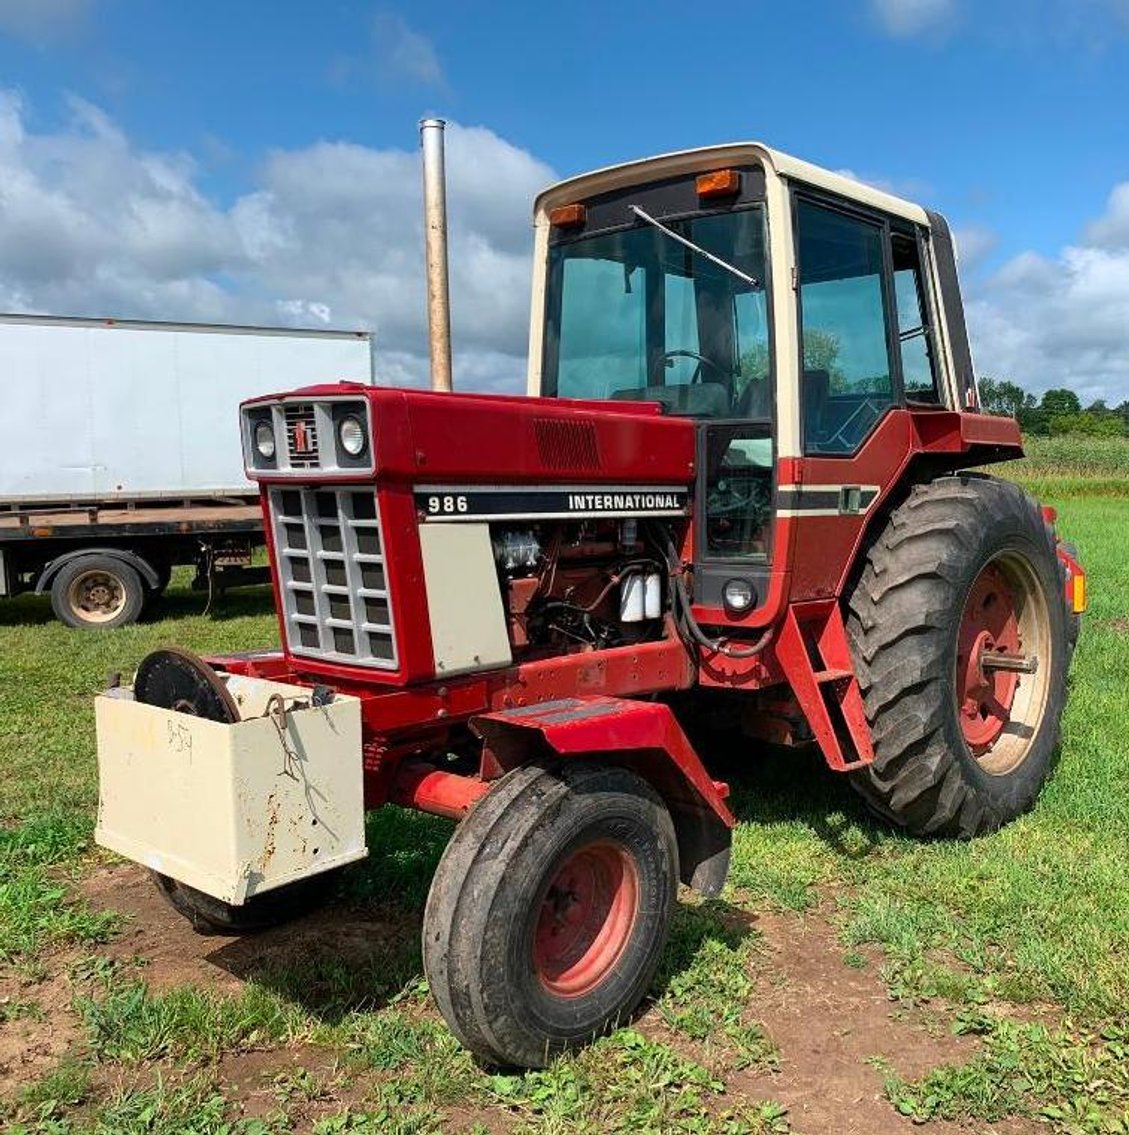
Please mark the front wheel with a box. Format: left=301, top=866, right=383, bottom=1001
left=153, top=872, right=334, bottom=934
left=846, top=474, right=1067, bottom=837
left=423, top=761, right=678, bottom=1068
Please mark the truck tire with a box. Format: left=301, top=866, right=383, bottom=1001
left=845, top=474, right=1067, bottom=838
left=50, top=554, right=146, bottom=629
left=423, top=760, right=678, bottom=1068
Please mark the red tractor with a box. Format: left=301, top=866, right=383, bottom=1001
left=95, top=134, right=1086, bottom=1069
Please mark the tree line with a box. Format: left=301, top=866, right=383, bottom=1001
left=977, top=379, right=1127, bottom=437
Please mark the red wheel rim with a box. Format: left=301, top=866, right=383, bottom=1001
left=532, top=840, right=639, bottom=998
left=957, top=562, right=1021, bottom=754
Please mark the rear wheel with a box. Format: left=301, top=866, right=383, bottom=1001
left=846, top=475, right=1067, bottom=837
left=50, top=555, right=145, bottom=629
left=423, top=761, right=678, bottom=1068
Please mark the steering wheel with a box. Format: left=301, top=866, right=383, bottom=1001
left=651, top=349, right=727, bottom=385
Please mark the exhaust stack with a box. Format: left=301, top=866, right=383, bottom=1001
left=420, top=117, right=453, bottom=393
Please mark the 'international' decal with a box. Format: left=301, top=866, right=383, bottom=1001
left=414, top=485, right=690, bottom=522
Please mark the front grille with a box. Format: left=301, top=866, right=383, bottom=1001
left=269, top=487, right=397, bottom=669
left=285, top=404, right=320, bottom=468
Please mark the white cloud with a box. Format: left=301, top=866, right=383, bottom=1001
left=869, top=0, right=956, bottom=37
left=0, top=0, right=89, bottom=44
left=968, top=206, right=1129, bottom=403
left=372, top=11, right=444, bottom=87
left=952, top=224, right=998, bottom=270
left=1083, top=181, right=1129, bottom=249
left=0, top=91, right=555, bottom=393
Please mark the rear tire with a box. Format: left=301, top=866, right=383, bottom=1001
left=846, top=474, right=1067, bottom=837
left=50, top=554, right=145, bottom=629
left=423, top=761, right=678, bottom=1068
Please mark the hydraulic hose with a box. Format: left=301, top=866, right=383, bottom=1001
left=649, top=522, right=774, bottom=660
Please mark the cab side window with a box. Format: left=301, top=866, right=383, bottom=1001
left=796, top=200, right=895, bottom=454
left=891, top=232, right=942, bottom=404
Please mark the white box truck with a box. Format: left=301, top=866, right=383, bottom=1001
left=0, top=314, right=373, bottom=627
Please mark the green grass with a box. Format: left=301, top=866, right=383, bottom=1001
left=1, top=492, right=1128, bottom=1130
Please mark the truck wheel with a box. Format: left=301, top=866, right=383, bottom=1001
left=845, top=474, right=1067, bottom=838
left=423, top=760, right=678, bottom=1068
left=134, top=647, right=335, bottom=934
left=50, top=555, right=145, bottom=629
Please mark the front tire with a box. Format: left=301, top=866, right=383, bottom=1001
left=153, top=873, right=332, bottom=934
left=423, top=761, right=678, bottom=1068
left=846, top=474, right=1067, bottom=837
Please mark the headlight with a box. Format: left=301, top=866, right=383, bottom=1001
left=723, top=577, right=755, bottom=614
left=339, top=414, right=366, bottom=457
left=254, top=420, right=276, bottom=459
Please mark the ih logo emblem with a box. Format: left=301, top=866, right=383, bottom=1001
left=292, top=420, right=313, bottom=454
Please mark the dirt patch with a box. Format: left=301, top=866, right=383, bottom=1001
left=0, top=968, right=82, bottom=1098
left=734, top=912, right=1042, bottom=1135
left=79, top=863, right=416, bottom=1010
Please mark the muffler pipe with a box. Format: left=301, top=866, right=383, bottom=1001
left=420, top=117, right=453, bottom=393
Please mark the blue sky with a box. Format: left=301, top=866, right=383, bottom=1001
left=0, top=0, right=1127, bottom=400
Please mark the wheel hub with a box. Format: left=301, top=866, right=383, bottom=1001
left=69, top=570, right=125, bottom=622
left=957, top=563, right=1022, bottom=753
left=532, top=841, right=639, bottom=998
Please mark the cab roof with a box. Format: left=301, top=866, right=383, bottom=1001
left=534, top=141, right=931, bottom=227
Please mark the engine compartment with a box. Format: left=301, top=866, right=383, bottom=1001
left=491, top=517, right=677, bottom=657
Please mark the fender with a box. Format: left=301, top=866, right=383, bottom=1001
left=472, top=695, right=734, bottom=897
left=36, top=547, right=161, bottom=593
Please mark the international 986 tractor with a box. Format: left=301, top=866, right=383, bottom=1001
left=94, top=123, right=1086, bottom=1069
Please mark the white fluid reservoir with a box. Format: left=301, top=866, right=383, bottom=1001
left=644, top=573, right=662, bottom=619
left=620, top=574, right=645, bottom=622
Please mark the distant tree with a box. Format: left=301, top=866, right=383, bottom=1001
left=1085, top=398, right=1111, bottom=416
left=1040, top=388, right=1082, bottom=417
left=978, top=377, right=1030, bottom=418
left=1018, top=406, right=1049, bottom=436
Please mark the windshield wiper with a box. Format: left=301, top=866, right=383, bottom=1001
left=630, top=205, right=762, bottom=289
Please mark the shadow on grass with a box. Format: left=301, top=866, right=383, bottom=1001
left=699, top=727, right=888, bottom=862
left=204, top=807, right=454, bottom=1024
left=0, top=590, right=56, bottom=627
left=0, top=582, right=279, bottom=629
left=203, top=795, right=758, bottom=1031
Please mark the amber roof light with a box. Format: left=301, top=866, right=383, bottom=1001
left=696, top=169, right=741, bottom=199
left=549, top=203, right=587, bottom=227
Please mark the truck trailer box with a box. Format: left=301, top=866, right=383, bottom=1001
left=0, top=314, right=373, bottom=502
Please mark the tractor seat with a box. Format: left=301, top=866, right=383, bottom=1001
left=611, top=382, right=729, bottom=418
left=802, top=368, right=831, bottom=442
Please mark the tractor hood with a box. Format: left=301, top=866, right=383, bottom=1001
left=241, top=383, right=698, bottom=489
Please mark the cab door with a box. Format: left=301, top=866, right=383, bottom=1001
left=786, top=193, right=945, bottom=601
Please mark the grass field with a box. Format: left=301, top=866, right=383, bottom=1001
left=1, top=479, right=1127, bottom=1133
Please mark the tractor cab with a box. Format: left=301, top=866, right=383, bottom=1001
left=528, top=143, right=983, bottom=622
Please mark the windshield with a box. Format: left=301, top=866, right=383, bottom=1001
left=542, top=206, right=770, bottom=419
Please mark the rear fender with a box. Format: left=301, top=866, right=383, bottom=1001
left=472, top=696, right=734, bottom=897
